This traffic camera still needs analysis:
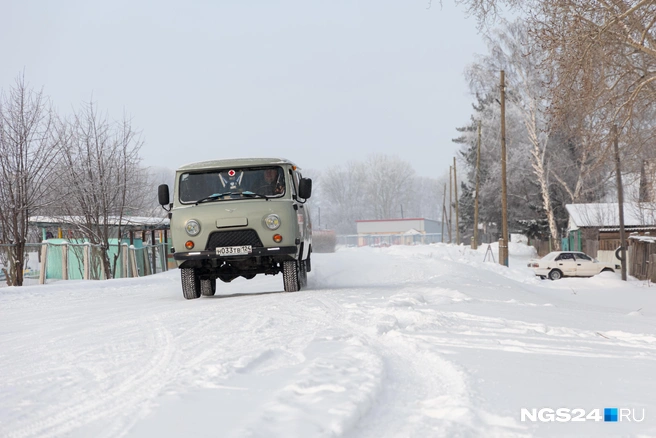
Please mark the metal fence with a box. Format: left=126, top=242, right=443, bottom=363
left=0, top=241, right=169, bottom=287
left=336, top=233, right=443, bottom=247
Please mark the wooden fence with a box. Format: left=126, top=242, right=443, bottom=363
left=628, top=239, right=656, bottom=281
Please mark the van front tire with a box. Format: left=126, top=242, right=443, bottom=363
left=181, top=268, right=202, bottom=299
left=283, top=260, right=300, bottom=292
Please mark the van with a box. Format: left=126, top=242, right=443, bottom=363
left=158, top=158, right=312, bottom=299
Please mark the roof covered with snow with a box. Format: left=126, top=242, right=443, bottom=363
left=566, top=203, right=656, bottom=229
left=29, top=216, right=170, bottom=229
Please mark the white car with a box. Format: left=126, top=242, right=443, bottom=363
left=528, top=251, right=620, bottom=280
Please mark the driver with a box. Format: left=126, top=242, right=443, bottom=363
left=259, top=168, right=284, bottom=195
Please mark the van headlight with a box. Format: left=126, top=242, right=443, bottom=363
left=264, top=214, right=281, bottom=230
left=185, top=219, right=201, bottom=236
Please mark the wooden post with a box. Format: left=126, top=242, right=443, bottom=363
left=143, top=247, right=152, bottom=276
left=160, top=243, right=167, bottom=272
left=130, top=246, right=139, bottom=277
left=39, top=243, right=48, bottom=285
left=441, top=183, right=446, bottom=243
left=151, top=230, right=157, bottom=273
left=449, top=166, right=453, bottom=243
left=612, top=124, right=627, bottom=281
left=83, top=242, right=90, bottom=280
left=453, top=157, right=460, bottom=245
left=473, top=120, right=481, bottom=250
left=500, top=70, right=509, bottom=267
left=122, top=243, right=129, bottom=278
left=62, top=243, right=69, bottom=281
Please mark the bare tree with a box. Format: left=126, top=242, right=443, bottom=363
left=459, top=0, right=656, bottom=141
left=0, top=75, right=62, bottom=286
left=58, top=101, right=144, bottom=279
left=365, top=154, right=416, bottom=220
left=320, top=161, right=370, bottom=233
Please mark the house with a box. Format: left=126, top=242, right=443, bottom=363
left=565, top=202, right=656, bottom=279
left=355, top=218, right=442, bottom=247
left=566, top=202, right=656, bottom=247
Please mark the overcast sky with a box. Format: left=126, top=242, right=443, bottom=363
left=1, top=0, right=486, bottom=178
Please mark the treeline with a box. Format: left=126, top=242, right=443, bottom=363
left=0, top=75, right=164, bottom=285
left=452, top=2, right=656, bottom=246
left=309, top=154, right=447, bottom=235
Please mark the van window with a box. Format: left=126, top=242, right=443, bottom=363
left=179, top=167, right=285, bottom=203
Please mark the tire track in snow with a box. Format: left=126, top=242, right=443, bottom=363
left=5, top=316, right=175, bottom=438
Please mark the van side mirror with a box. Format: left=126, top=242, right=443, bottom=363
left=299, top=178, right=312, bottom=199
left=158, top=184, right=170, bottom=207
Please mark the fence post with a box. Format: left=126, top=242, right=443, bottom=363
left=143, top=247, right=152, bottom=276
left=122, top=243, right=129, bottom=278
left=99, top=246, right=107, bottom=280
left=83, top=242, right=90, bottom=280
left=62, top=243, right=69, bottom=281
left=130, top=245, right=139, bottom=277
left=39, top=243, right=48, bottom=285
left=160, top=244, right=167, bottom=272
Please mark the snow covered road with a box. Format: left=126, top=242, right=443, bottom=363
left=1, top=243, right=655, bottom=437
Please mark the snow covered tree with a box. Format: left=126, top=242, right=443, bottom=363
left=0, top=75, right=63, bottom=286
left=316, top=154, right=444, bottom=234
left=319, top=161, right=370, bottom=234
left=365, top=154, right=416, bottom=220
left=57, top=101, right=145, bottom=279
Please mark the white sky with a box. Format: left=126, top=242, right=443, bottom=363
left=0, top=0, right=486, bottom=178
left=1, top=243, right=655, bottom=437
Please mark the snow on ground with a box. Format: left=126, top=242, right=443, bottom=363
left=1, top=242, right=655, bottom=438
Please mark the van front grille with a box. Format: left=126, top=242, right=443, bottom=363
left=206, top=230, right=263, bottom=250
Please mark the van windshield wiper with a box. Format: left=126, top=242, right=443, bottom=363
left=195, top=191, right=265, bottom=205
left=195, top=193, right=232, bottom=205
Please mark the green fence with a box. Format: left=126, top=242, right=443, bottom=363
left=0, top=240, right=169, bottom=287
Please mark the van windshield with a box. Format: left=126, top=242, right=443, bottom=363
left=178, top=166, right=286, bottom=203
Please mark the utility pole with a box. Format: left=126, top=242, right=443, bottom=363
left=441, top=183, right=446, bottom=243
left=449, top=166, right=453, bottom=243
left=612, top=125, right=627, bottom=281
left=473, top=121, right=481, bottom=250
left=453, top=157, right=460, bottom=245
left=500, top=70, right=509, bottom=267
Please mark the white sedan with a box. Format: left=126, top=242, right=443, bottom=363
left=527, top=251, right=620, bottom=280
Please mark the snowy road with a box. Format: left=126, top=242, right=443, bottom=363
left=1, top=243, right=655, bottom=437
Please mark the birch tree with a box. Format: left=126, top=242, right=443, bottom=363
left=467, top=21, right=563, bottom=246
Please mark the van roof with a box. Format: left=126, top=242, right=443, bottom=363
left=177, top=157, right=299, bottom=172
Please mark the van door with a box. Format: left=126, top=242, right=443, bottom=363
left=291, top=169, right=311, bottom=260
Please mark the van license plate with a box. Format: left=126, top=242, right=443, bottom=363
left=216, top=245, right=252, bottom=256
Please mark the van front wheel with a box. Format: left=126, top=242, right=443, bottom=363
left=181, top=268, right=201, bottom=299
left=282, top=261, right=300, bottom=292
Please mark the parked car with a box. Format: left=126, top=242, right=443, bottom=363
left=528, top=251, right=621, bottom=280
